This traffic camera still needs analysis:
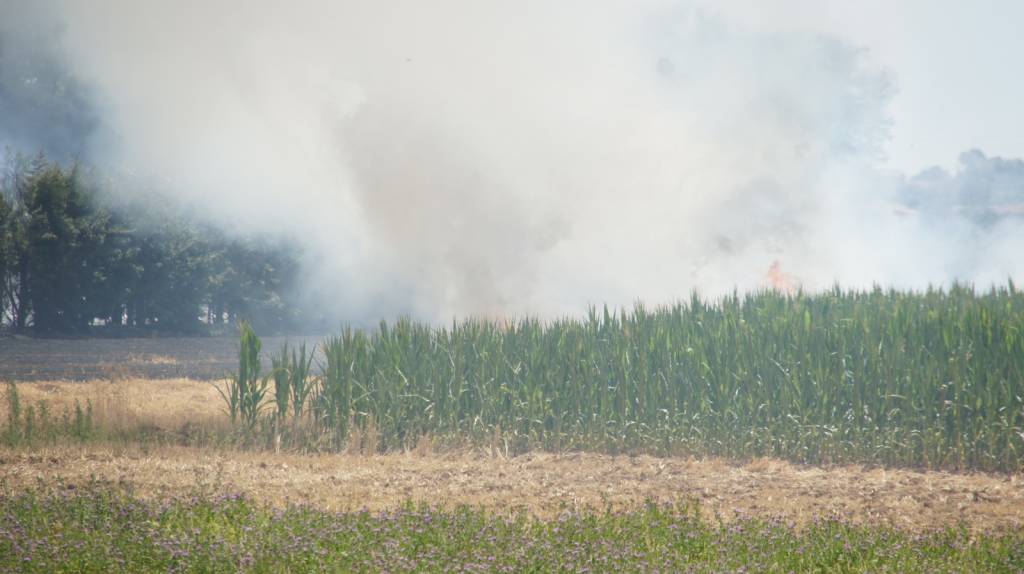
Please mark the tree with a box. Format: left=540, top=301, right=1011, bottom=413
left=137, top=223, right=209, bottom=333
left=0, top=151, right=308, bottom=335
left=206, top=234, right=305, bottom=333
left=0, top=151, right=33, bottom=330
left=0, top=190, right=10, bottom=325
left=23, top=162, right=96, bottom=332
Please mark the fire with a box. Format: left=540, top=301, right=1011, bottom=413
left=767, top=260, right=799, bottom=294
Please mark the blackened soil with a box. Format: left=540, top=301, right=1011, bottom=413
left=0, top=336, right=321, bottom=381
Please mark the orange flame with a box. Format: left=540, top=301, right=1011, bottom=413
left=766, top=260, right=798, bottom=294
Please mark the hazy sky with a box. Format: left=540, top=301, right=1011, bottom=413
left=701, top=0, right=1024, bottom=173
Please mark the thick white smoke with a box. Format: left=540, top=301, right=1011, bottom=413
left=6, top=0, right=1023, bottom=322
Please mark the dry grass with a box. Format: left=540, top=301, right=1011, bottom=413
left=5, top=378, right=225, bottom=435
left=123, top=353, right=179, bottom=366
left=3, top=378, right=1022, bottom=533
left=0, top=445, right=1021, bottom=533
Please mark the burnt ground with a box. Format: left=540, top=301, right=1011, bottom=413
left=0, top=335, right=321, bottom=381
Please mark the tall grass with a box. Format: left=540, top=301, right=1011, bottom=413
left=230, top=284, right=1024, bottom=471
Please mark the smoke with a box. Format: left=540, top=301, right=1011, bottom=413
left=0, top=0, right=96, bottom=161
left=889, top=150, right=1024, bottom=287
left=2, top=0, right=1022, bottom=323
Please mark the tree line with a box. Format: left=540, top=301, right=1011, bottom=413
left=0, top=152, right=310, bottom=335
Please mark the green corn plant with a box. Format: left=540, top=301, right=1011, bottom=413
left=271, top=344, right=291, bottom=421
left=316, top=330, right=357, bottom=448
left=214, top=321, right=269, bottom=428
left=289, top=342, right=315, bottom=419
left=268, top=341, right=315, bottom=447
left=230, top=284, right=1024, bottom=471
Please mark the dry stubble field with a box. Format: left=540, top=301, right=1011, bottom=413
left=3, top=377, right=1022, bottom=533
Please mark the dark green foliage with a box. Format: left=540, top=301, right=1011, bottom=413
left=21, top=161, right=104, bottom=332
left=0, top=191, right=11, bottom=324
left=206, top=234, right=306, bottom=333
left=1, top=153, right=37, bottom=329
left=0, top=151, right=307, bottom=334
left=2, top=486, right=1022, bottom=573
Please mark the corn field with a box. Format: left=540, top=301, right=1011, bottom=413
left=235, top=284, right=1024, bottom=471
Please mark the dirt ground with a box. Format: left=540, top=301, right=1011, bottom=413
left=2, top=378, right=1023, bottom=532
left=0, top=335, right=320, bottom=381
left=1, top=446, right=1020, bottom=533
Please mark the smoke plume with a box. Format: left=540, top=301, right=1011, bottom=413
left=1, top=0, right=1021, bottom=323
